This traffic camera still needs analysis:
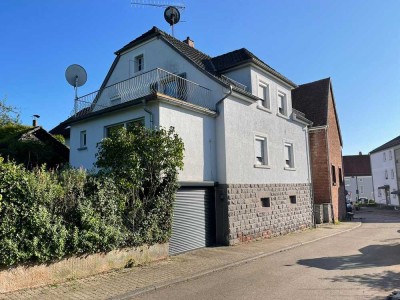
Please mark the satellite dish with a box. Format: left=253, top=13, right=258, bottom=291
left=65, top=64, right=87, bottom=117
left=164, top=6, right=180, bottom=26
left=65, top=64, right=87, bottom=88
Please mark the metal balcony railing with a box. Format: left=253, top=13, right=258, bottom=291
left=71, top=68, right=213, bottom=118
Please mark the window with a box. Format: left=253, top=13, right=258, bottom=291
left=134, top=54, right=144, bottom=72
left=378, top=189, right=382, bottom=197
left=389, top=150, right=393, bottom=160
left=393, top=189, right=397, bottom=199
left=331, top=165, right=337, bottom=185
left=284, top=143, right=294, bottom=168
left=105, top=118, right=145, bottom=138
left=384, top=152, right=387, bottom=161
left=255, top=136, right=268, bottom=166
left=339, top=168, right=343, bottom=185
left=359, top=178, right=363, bottom=182
left=345, top=178, right=350, bottom=186
left=391, top=169, right=395, bottom=179
left=385, top=170, right=388, bottom=179
left=80, top=130, right=87, bottom=148
left=261, top=197, right=270, bottom=208
left=258, top=82, right=270, bottom=109
left=289, top=195, right=297, bottom=204
left=277, top=92, right=287, bottom=116
left=360, top=185, right=364, bottom=194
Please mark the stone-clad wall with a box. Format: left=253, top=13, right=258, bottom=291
left=218, top=183, right=313, bottom=245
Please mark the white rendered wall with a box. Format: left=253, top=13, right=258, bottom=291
left=69, top=104, right=157, bottom=170
left=371, top=149, right=399, bottom=206
left=94, top=38, right=225, bottom=110
left=158, top=102, right=216, bottom=182
left=220, top=94, right=310, bottom=184
left=344, top=176, right=374, bottom=201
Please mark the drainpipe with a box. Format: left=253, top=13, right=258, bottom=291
left=305, top=125, right=316, bottom=228
left=142, top=99, right=154, bottom=128
left=216, top=85, right=233, bottom=115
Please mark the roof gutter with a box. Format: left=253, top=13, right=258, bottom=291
left=216, top=85, right=233, bottom=116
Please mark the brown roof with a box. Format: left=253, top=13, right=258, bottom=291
left=291, top=77, right=343, bottom=145
left=343, top=155, right=371, bottom=176
left=291, top=78, right=331, bottom=127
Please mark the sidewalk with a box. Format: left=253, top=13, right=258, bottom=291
left=1, top=221, right=361, bottom=300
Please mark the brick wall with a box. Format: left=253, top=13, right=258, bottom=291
left=327, top=88, right=346, bottom=220
left=309, top=129, right=331, bottom=204
left=218, top=183, right=313, bottom=245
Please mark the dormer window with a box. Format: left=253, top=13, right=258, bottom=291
left=258, top=82, right=270, bottom=109
left=278, top=92, right=287, bottom=116
left=135, top=54, right=144, bottom=72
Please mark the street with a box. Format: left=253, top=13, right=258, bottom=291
left=136, top=209, right=400, bottom=300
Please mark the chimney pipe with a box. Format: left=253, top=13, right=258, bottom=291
left=183, top=36, right=195, bottom=48
left=359, top=151, right=362, bottom=155
left=32, top=114, right=40, bottom=127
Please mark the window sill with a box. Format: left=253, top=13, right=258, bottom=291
left=256, top=105, right=272, bottom=114
left=254, top=164, right=271, bottom=169
left=284, top=167, right=296, bottom=171
left=276, top=112, right=290, bottom=120
left=77, top=147, right=87, bottom=151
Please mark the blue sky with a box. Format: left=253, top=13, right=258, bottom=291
left=1, top=0, right=399, bottom=155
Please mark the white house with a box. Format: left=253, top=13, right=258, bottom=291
left=53, top=27, right=314, bottom=253
left=370, top=135, right=400, bottom=207
left=343, top=154, right=374, bottom=202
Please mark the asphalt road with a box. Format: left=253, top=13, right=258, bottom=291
left=135, top=209, right=400, bottom=300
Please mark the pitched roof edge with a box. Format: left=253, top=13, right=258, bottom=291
left=328, top=79, right=343, bottom=146
left=370, top=135, right=400, bottom=154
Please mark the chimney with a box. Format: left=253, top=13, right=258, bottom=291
left=32, top=114, right=40, bottom=127
left=183, top=36, right=195, bottom=48
left=359, top=151, right=362, bottom=155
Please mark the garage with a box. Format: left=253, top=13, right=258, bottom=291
left=169, top=186, right=216, bottom=255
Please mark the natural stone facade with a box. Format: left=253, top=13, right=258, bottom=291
left=218, top=183, right=313, bottom=245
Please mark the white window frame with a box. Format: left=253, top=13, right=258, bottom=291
left=378, top=189, right=382, bottom=197
left=391, top=169, right=395, bottom=179
left=277, top=91, right=287, bottom=116
left=389, top=150, right=393, bottom=160
left=104, top=118, right=145, bottom=138
left=79, top=130, right=87, bottom=149
left=258, top=81, right=271, bottom=110
left=385, top=170, right=388, bottom=179
left=254, top=134, right=270, bottom=168
left=360, top=185, right=364, bottom=194
left=384, top=152, right=387, bottom=161
left=284, top=142, right=295, bottom=170
left=134, top=54, right=144, bottom=73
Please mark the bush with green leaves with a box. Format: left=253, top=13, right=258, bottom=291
left=0, top=125, right=184, bottom=267
left=96, top=125, right=184, bottom=246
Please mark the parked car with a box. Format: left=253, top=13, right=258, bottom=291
left=358, top=197, right=369, bottom=204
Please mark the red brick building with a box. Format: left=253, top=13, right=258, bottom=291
left=292, top=78, right=346, bottom=222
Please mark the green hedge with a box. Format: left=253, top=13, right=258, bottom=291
left=0, top=126, right=184, bottom=267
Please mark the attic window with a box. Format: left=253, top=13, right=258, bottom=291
left=135, top=54, right=144, bottom=72
left=278, top=92, right=287, bottom=116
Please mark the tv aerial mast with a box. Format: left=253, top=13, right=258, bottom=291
left=131, top=0, right=185, bottom=36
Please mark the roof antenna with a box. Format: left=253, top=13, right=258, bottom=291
left=131, top=1, right=185, bottom=37
left=65, top=64, right=87, bottom=117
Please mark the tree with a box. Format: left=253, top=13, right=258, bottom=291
left=0, top=97, right=20, bottom=126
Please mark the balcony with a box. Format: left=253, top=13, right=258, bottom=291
left=71, top=68, right=213, bottom=118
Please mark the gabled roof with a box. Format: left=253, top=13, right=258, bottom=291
left=343, top=155, right=372, bottom=176
left=291, top=78, right=331, bottom=127
left=370, top=135, right=400, bottom=154
left=116, top=27, right=296, bottom=89
left=211, top=48, right=297, bottom=87
left=291, top=77, right=343, bottom=145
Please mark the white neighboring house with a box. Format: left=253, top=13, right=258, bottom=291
left=52, top=27, right=314, bottom=252
left=343, top=154, right=374, bottom=202
left=370, top=135, right=400, bottom=207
